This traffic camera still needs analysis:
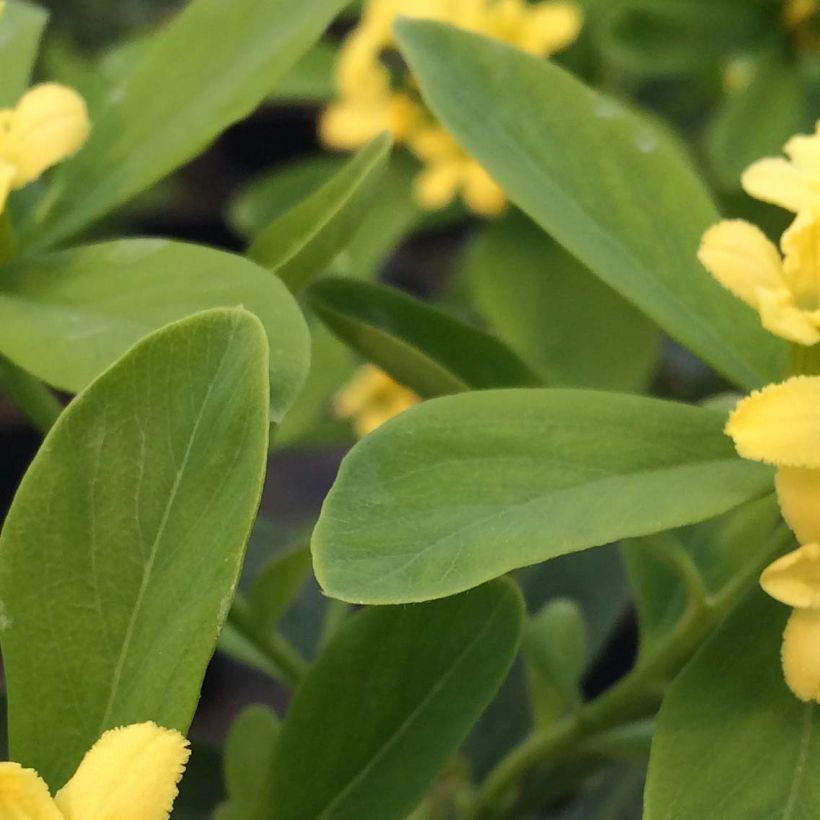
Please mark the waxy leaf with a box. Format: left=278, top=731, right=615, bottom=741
left=313, top=390, right=773, bottom=604
left=308, top=277, right=540, bottom=397
left=249, top=133, right=392, bottom=291
left=0, top=239, right=309, bottom=420
left=395, top=20, right=785, bottom=389
left=24, top=0, right=350, bottom=248
left=263, top=579, right=523, bottom=820
left=0, top=0, right=48, bottom=106
left=645, top=589, right=820, bottom=819
left=0, top=309, right=270, bottom=786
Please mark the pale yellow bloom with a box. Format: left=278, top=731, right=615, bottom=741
left=784, top=0, right=818, bottom=31
left=320, top=0, right=582, bottom=215
left=0, top=722, right=189, bottom=820
left=699, top=211, right=820, bottom=345
left=335, top=365, right=420, bottom=437
left=742, top=122, right=820, bottom=213
left=0, top=84, right=90, bottom=214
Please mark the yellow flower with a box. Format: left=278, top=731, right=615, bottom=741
left=335, top=365, right=420, bottom=437
left=699, top=211, right=820, bottom=345
left=0, top=84, right=90, bottom=214
left=0, top=722, right=189, bottom=819
left=320, top=0, right=582, bottom=215
left=741, top=122, right=820, bottom=214
left=783, top=0, right=818, bottom=31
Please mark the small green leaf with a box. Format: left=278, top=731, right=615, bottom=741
left=249, top=133, right=392, bottom=291
left=645, top=589, right=820, bottom=819
left=312, top=390, right=773, bottom=604
left=0, top=309, right=270, bottom=787
left=0, top=239, right=309, bottom=420
left=23, top=0, right=351, bottom=248
left=462, top=212, right=659, bottom=391
left=263, top=579, right=524, bottom=820
left=394, top=19, right=785, bottom=389
left=224, top=706, right=280, bottom=820
left=308, top=277, right=540, bottom=397
left=271, top=39, right=337, bottom=103
left=247, top=545, right=312, bottom=632
left=0, top=0, right=48, bottom=106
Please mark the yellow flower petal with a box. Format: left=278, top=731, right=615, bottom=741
left=756, top=286, right=820, bottom=345
left=0, top=84, right=90, bottom=189
left=777, top=467, right=820, bottom=544
left=519, top=2, right=583, bottom=55
left=320, top=102, right=389, bottom=151
left=742, top=157, right=810, bottom=213
left=414, top=161, right=462, bottom=211
left=462, top=162, right=507, bottom=217
left=0, top=158, right=15, bottom=214
left=781, top=210, right=820, bottom=309
left=781, top=607, right=820, bottom=702
left=761, top=543, right=820, bottom=608
left=785, top=125, right=820, bottom=176
left=697, top=220, right=785, bottom=308
left=725, top=376, right=820, bottom=467
left=0, top=763, right=63, bottom=820
left=54, top=722, right=189, bottom=820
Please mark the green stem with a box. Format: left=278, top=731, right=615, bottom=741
left=464, top=523, right=793, bottom=820
left=788, top=342, right=820, bottom=376
left=0, top=211, right=16, bottom=266
left=228, top=599, right=308, bottom=689
left=0, top=356, right=62, bottom=434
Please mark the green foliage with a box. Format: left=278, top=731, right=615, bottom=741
left=0, top=309, right=270, bottom=787
left=263, top=580, right=524, bottom=820
left=313, top=390, right=773, bottom=603
left=0, top=0, right=48, bottom=105
left=395, top=19, right=785, bottom=390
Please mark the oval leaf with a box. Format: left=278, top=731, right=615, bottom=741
left=312, top=390, right=774, bottom=604
left=394, top=19, right=784, bottom=390
left=308, top=277, right=540, bottom=397
left=0, top=308, right=270, bottom=787
left=0, top=239, right=309, bottom=421
left=248, top=133, right=392, bottom=291
left=0, top=0, right=48, bottom=106
left=263, top=579, right=524, bottom=820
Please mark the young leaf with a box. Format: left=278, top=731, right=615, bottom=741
left=0, top=0, right=48, bottom=106
left=0, top=239, right=309, bottom=420
left=262, top=579, right=524, bottom=820
left=23, top=0, right=351, bottom=249
left=645, top=589, right=820, bottom=819
left=462, top=212, right=659, bottom=391
left=394, top=19, right=785, bottom=390
left=312, top=390, right=773, bottom=604
left=0, top=309, right=270, bottom=787
left=308, top=277, right=540, bottom=397
left=247, top=545, right=313, bottom=632
left=248, top=133, right=392, bottom=291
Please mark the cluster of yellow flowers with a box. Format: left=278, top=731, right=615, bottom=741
left=335, top=364, right=420, bottom=437
left=0, top=6, right=89, bottom=217
left=0, top=722, right=189, bottom=819
left=700, top=124, right=820, bottom=701
left=321, top=0, right=582, bottom=216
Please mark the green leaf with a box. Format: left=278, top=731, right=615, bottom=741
left=271, top=40, right=336, bottom=103
left=308, top=277, right=540, bottom=397
left=248, top=133, right=392, bottom=291
left=23, top=0, right=350, bottom=249
left=247, top=545, right=312, bottom=632
left=224, top=706, right=280, bottom=820
left=394, top=20, right=785, bottom=390
left=462, top=212, right=659, bottom=391
left=0, top=1, right=48, bottom=106
left=0, top=309, right=270, bottom=787
left=645, top=588, right=820, bottom=819
left=706, top=52, right=807, bottom=191
left=0, top=239, right=309, bottom=420
left=263, top=579, right=524, bottom=820
left=312, top=389, right=773, bottom=604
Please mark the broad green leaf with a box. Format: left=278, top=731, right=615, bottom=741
left=271, top=40, right=336, bottom=103
left=706, top=52, right=807, bottom=191
left=462, top=212, right=659, bottom=391
left=308, top=277, right=540, bottom=398
left=645, top=589, right=820, bottom=819
left=249, top=133, right=392, bottom=291
left=556, top=764, right=646, bottom=820
left=224, top=706, right=280, bottom=820
left=0, top=239, right=309, bottom=420
left=263, top=579, right=524, bottom=820
left=395, top=20, right=785, bottom=390
left=312, top=390, right=773, bottom=604
left=623, top=493, right=781, bottom=655
left=0, top=1, right=48, bottom=106
left=0, top=309, right=270, bottom=787
left=23, top=0, right=350, bottom=249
